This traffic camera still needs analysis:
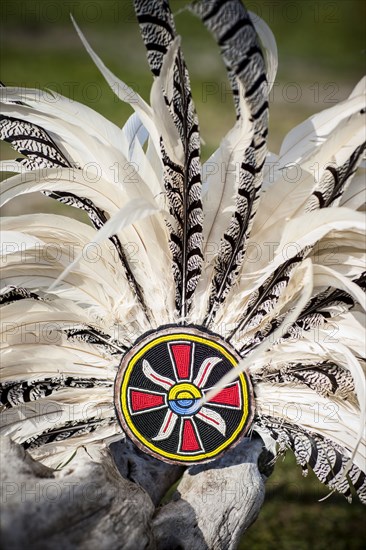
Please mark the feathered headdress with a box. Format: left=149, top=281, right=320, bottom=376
left=1, top=0, right=365, bottom=506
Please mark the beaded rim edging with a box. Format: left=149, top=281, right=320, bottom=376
left=114, top=325, right=255, bottom=465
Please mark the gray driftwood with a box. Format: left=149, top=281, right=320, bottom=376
left=0, top=435, right=272, bottom=549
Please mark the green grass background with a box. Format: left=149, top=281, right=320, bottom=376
left=1, top=1, right=365, bottom=547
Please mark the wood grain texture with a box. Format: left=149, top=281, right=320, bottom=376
left=0, top=435, right=271, bottom=549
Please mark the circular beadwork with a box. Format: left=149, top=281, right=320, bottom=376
left=114, top=326, right=254, bottom=464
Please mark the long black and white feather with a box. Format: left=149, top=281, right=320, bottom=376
left=134, top=0, right=203, bottom=319
left=190, top=0, right=269, bottom=325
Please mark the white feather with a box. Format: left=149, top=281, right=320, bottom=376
left=313, top=264, right=366, bottom=310
left=48, top=197, right=159, bottom=292
left=279, top=81, right=365, bottom=165
left=250, top=82, right=365, bottom=240
left=191, top=80, right=254, bottom=323
left=150, top=37, right=184, bottom=165
left=340, top=171, right=366, bottom=211
left=255, top=383, right=365, bottom=472
left=249, top=11, right=278, bottom=90
left=70, top=16, right=161, bottom=153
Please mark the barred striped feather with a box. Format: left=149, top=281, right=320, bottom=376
left=0, top=115, right=71, bottom=170
left=238, top=281, right=357, bottom=354
left=191, top=0, right=268, bottom=324
left=255, top=362, right=355, bottom=401
left=305, top=143, right=366, bottom=211
left=341, top=463, right=366, bottom=504
left=0, top=376, right=112, bottom=409
left=134, top=0, right=203, bottom=319
left=254, top=416, right=366, bottom=503
left=340, top=169, right=365, bottom=211
left=190, top=0, right=269, bottom=169
left=1, top=86, right=144, bottom=179
left=237, top=266, right=364, bottom=354
left=224, top=206, right=364, bottom=349
left=204, top=146, right=262, bottom=325
left=190, top=0, right=268, bottom=133
left=133, top=0, right=174, bottom=77
left=24, top=417, right=117, bottom=451
left=283, top=292, right=353, bottom=341
left=0, top=286, right=42, bottom=306
left=0, top=388, right=117, bottom=451
left=282, top=272, right=365, bottom=341
left=229, top=253, right=304, bottom=347
left=65, top=327, right=127, bottom=356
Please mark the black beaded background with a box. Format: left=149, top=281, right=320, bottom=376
left=123, top=336, right=249, bottom=457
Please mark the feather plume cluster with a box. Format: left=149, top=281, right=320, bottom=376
left=0, top=0, right=365, bottom=504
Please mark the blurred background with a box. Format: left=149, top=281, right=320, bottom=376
left=0, top=1, right=365, bottom=547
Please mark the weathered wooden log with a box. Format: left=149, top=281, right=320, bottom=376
left=0, top=435, right=272, bottom=549
left=0, top=437, right=155, bottom=550
left=110, top=438, right=184, bottom=507
left=153, top=437, right=268, bottom=550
